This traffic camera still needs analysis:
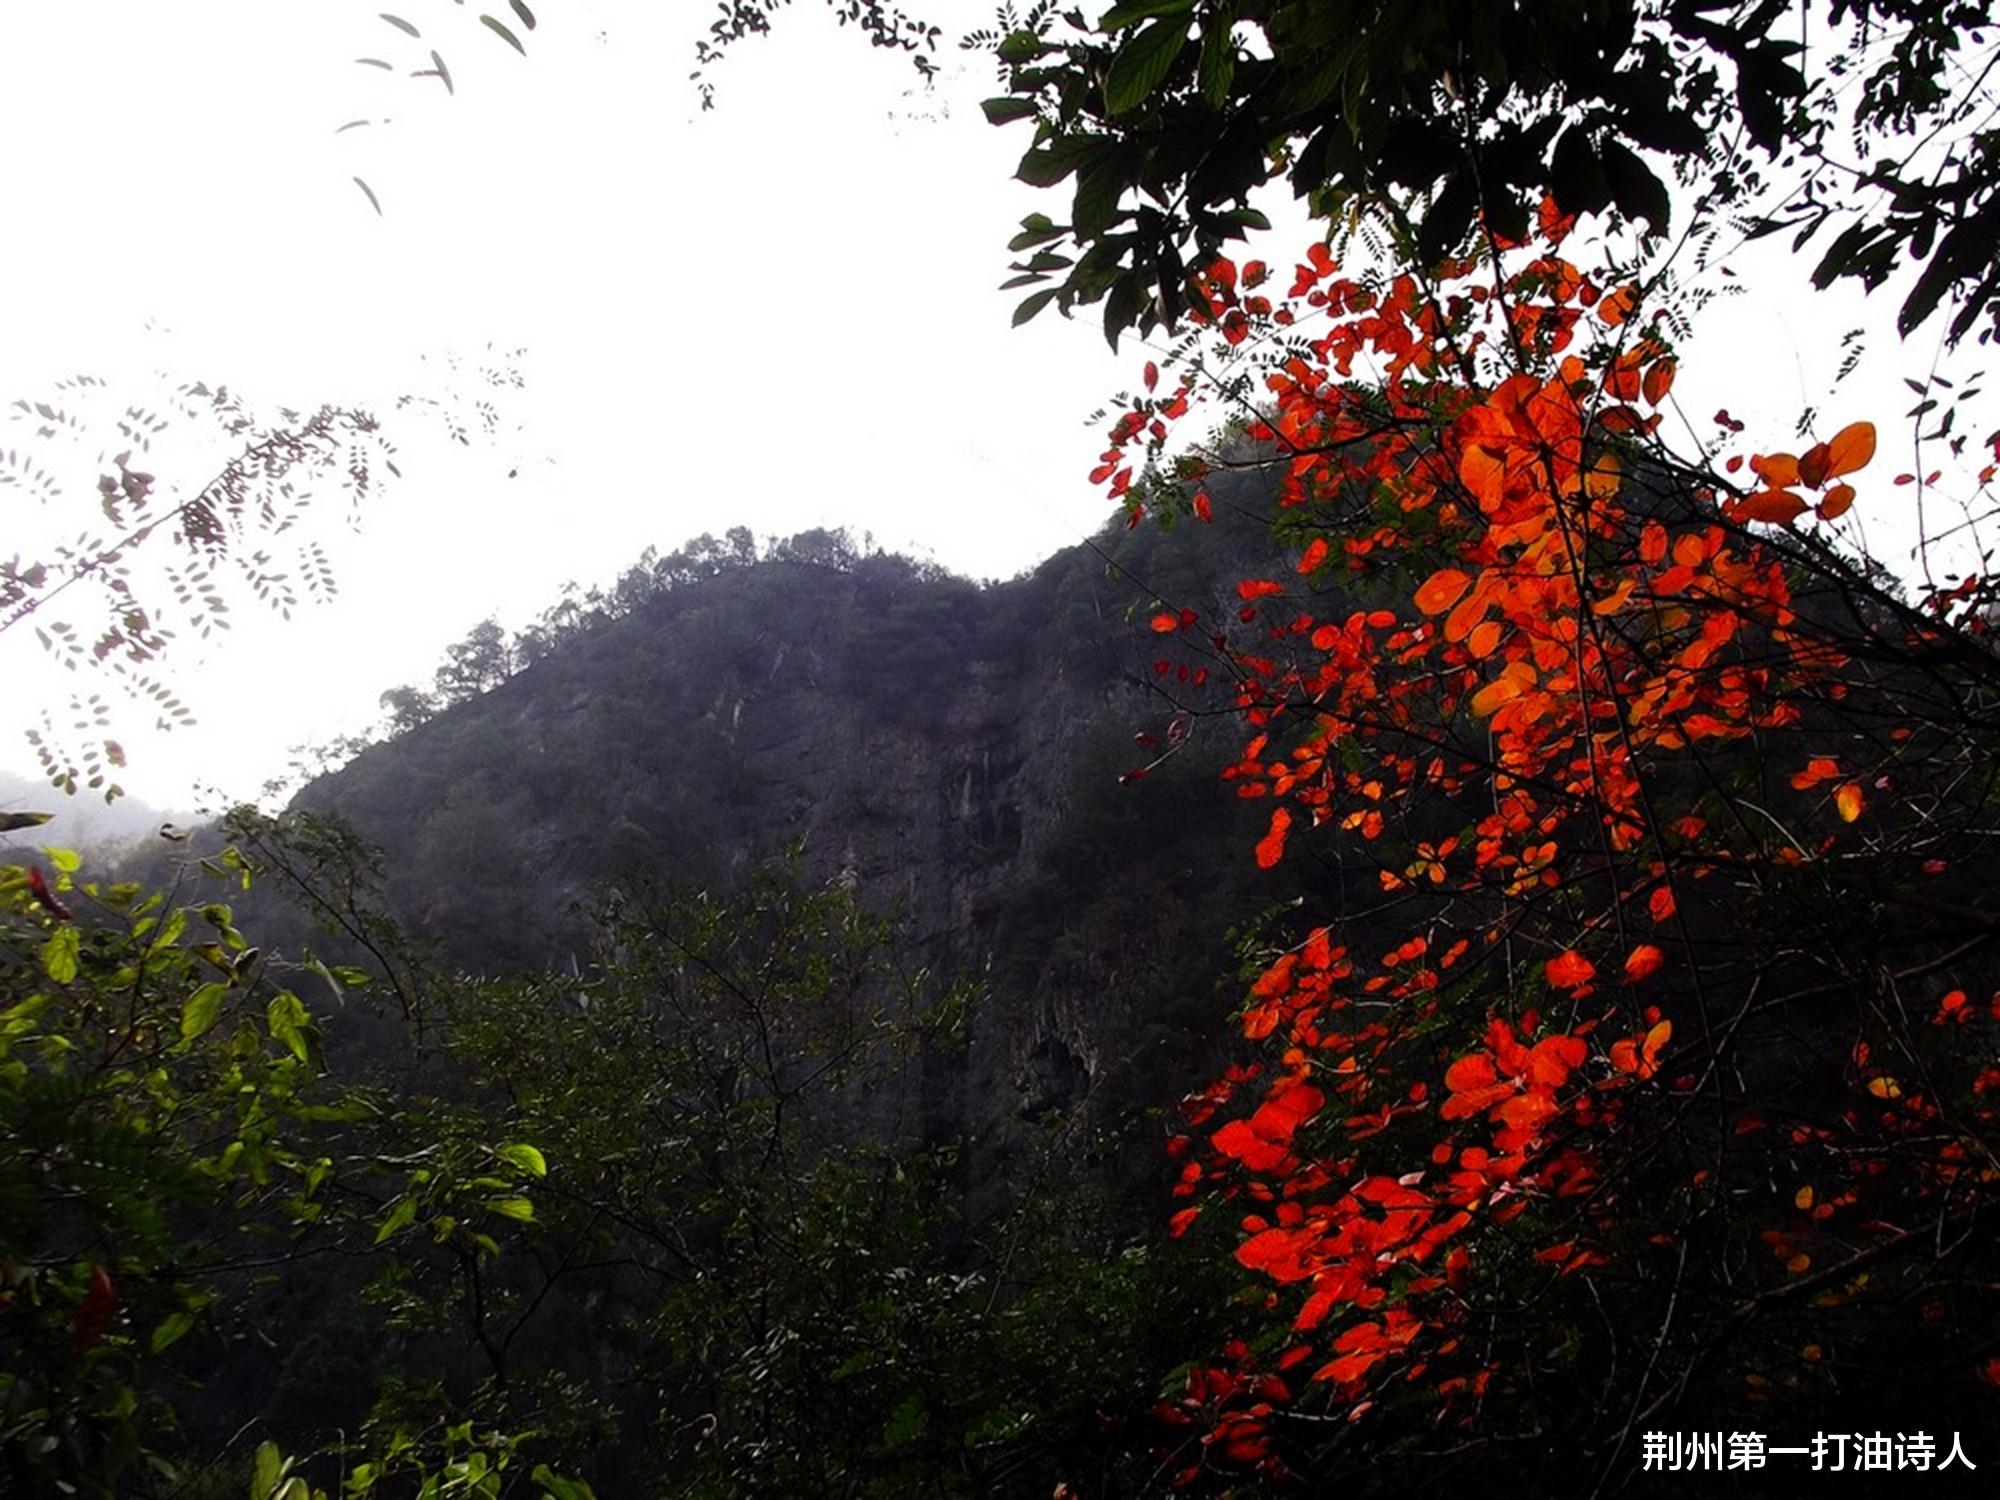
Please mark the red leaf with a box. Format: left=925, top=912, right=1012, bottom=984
left=71, top=1266, right=116, bottom=1354
left=1544, top=950, right=1596, bottom=991
left=27, top=867, right=71, bottom=922
left=1623, top=943, right=1665, bottom=983
left=1254, top=807, right=1293, bottom=869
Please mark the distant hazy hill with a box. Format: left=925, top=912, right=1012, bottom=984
left=0, top=767, right=185, bottom=862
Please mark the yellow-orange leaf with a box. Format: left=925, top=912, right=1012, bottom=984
left=1591, top=578, right=1637, bottom=616
left=1786, top=1253, right=1811, bottom=1274
left=1835, top=782, right=1865, bottom=822
left=1794, top=1186, right=1814, bottom=1211
left=1466, top=619, right=1503, bottom=658
left=1866, top=1075, right=1902, bottom=1100
left=1818, top=482, right=1855, bottom=520
left=1470, top=675, right=1523, bottom=716
left=1415, top=569, right=1472, bottom=616
left=1825, top=420, right=1876, bottom=478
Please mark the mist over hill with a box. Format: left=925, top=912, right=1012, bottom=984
left=274, top=483, right=1332, bottom=1194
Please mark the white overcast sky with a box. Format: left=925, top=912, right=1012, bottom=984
left=0, top=2, right=1980, bottom=815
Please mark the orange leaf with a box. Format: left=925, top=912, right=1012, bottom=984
left=1835, top=782, right=1864, bottom=822
left=1648, top=887, right=1676, bottom=923
left=1751, top=452, right=1801, bottom=488
left=1298, top=537, right=1329, bottom=573
left=1150, top=612, right=1180, bottom=633
left=1797, top=441, right=1831, bottom=490
left=1825, top=420, right=1876, bottom=478
left=1735, top=489, right=1808, bottom=524
left=1817, top=483, right=1855, bottom=520
left=1642, top=1019, right=1671, bottom=1068
left=1416, top=568, right=1472, bottom=616
left=1444, top=590, right=1491, bottom=644
left=1641, top=357, right=1676, bottom=406
left=1466, top=619, right=1503, bottom=658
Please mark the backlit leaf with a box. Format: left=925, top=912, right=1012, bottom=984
left=1835, top=782, right=1864, bottom=822
left=1825, top=420, right=1876, bottom=478
left=1415, top=568, right=1471, bottom=616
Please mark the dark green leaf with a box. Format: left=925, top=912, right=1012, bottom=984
left=1099, top=0, right=1196, bottom=30
left=1012, top=288, right=1060, bottom=326
left=1008, top=213, right=1065, bottom=251
left=1104, top=18, right=1188, bottom=115
left=1197, top=19, right=1235, bottom=107
left=981, top=96, right=1040, bottom=126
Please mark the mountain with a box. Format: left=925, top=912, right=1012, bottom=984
left=284, top=494, right=1323, bottom=1195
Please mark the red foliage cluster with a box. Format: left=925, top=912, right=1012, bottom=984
left=1092, top=216, right=2000, bottom=1487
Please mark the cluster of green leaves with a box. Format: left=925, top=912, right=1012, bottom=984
left=977, top=1, right=2000, bottom=346
left=3, top=805, right=1242, bottom=1494
left=0, top=841, right=583, bottom=1497
left=429, top=854, right=1235, bottom=1493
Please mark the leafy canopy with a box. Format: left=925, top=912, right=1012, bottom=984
left=979, top=1, right=2000, bottom=346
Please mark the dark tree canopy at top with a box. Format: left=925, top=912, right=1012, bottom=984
left=976, top=1, right=2000, bottom=347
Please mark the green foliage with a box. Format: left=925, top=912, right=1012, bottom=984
left=974, top=1, right=2000, bottom=345
left=0, top=845, right=576, bottom=1497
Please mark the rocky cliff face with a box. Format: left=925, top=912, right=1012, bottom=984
left=292, top=506, right=1312, bottom=1193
